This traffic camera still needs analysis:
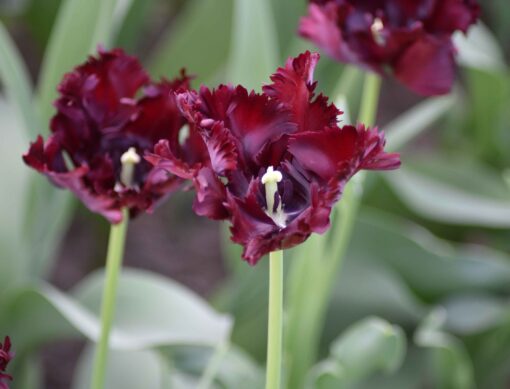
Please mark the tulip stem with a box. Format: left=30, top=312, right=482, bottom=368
left=91, top=208, right=129, bottom=389
left=284, top=72, right=381, bottom=389
left=358, top=72, right=382, bottom=126
left=266, top=250, right=284, bottom=389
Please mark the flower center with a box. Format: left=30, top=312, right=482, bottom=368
left=261, top=166, right=286, bottom=228
left=370, top=17, right=386, bottom=45
left=119, top=147, right=141, bottom=188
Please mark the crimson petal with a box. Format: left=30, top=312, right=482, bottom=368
left=193, top=167, right=229, bottom=220
left=394, top=35, right=455, bottom=96
left=263, top=51, right=340, bottom=132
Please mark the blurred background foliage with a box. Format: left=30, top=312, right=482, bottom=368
left=0, top=0, right=510, bottom=388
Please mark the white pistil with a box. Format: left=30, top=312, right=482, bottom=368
left=370, top=17, right=386, bottom=46
left=261, top=166, right=286, bottom=228
left=120, top=147, right=141, bottom=188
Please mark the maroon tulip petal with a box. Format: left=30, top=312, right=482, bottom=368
left=197, top=120, right=238, bottom=174
left=394, top=35, right=455, bottom=96
left=125, top=75, right=190, bottom=144
left=56, top=48, right=149, bottom=134
left=357, top=125, right=402, bottom=170
left=427, top=0, right=480, bottom=34
left=263, top=51, right=340, bottom=132
left=224, top=180, right=282, bottom=265
left=221, top=88, right=296, bottom=164
left=0, top=337, right=14, bottom=389
left=193, top=167, right=229, bottom=220
left=287, top=126, right=359, bottom=181
left=23, top=136, right=124, bottom=223
left=146, top=140, right=198, bottom=180
left=179, top=86, right=296, bottom=168
left=299, top=3, right=359, bottom=65
left=226, top=180, right=334, bottom=265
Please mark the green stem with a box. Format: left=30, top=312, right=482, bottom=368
left=358, top=72, right=382, bottom=126
left=197, top=341, right=230, bottom=389
left=284, top=72, right=381, bottom=389
left=266, top=250, right=284, bottom=389
left=91, top=208, right=129, bottom=389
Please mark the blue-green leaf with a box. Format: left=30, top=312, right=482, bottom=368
left=0, top=21, right=39, bottom=137
left=415, top=309, right=475, bottom=389
left=228, top=0, right=279, bottom=89
left=307, top=317, right=406, bottom=388
left=148, top=0, right=234, bottom=84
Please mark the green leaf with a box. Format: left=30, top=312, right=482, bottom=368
left=72, top=346, right=169, bottom=389
left=270, top=0, right=306, bottom=55
left=454, top=22, right=507, bottom=73
left=0, top=99, right=32, bottom=290
left=12, top=355, right=43, bottom=389
left=37, top=0, right=119, bottom=127
left=169, top=344, right=264, bottom=389
left=330, top=317, right=406, bottom=376
left=307, top=317, right=406, bottom=388
left=115, top=0, right=155, bottom=51
left=148, top=0, right=234, bottom=84
left=349, top=211, right=510, bottom=300
left=1, top=270, right=232, bottom=352
left=328, top=255, right=426, bottom=330
left=213, top=346, right=264, bottom=389
left=228, top=0, right=279, bottom=89
left=357, top=347, right=429, bottom=389
left=415, top=309, right=475, bottom=389
left=385, top=165, right=510, bottom=227
left=73, top=269, right=233, bottom=349
left=22, top=184, right=74, bottom=277
left=213, top=250, right=269, bottom=361
left=0, top=21, right=40, bottom=137
left=442, top=294, right=508, bottom=335
left=384, top=94, right=457, bottom=151
left=0, top=284, right=85, bottom=349
left=465, top=68, right=510, bottom=162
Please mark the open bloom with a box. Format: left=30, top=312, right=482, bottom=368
left=23, top=48, right=198, bottom=223
left=0, top=337, right=13, bottom=389
left=148, top=52, right=400, bottom=264
left=299, top=0, right=480, bottom=96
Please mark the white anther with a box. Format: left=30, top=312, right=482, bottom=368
left=120, top=147, right=141, bottom=188
left=370, top=17, right=386, bottom=45
left=261, top=166, right=283, bottom=185
left=178, top=124, right=190, bottom=145
left=121, top=147, right=141, bottom=165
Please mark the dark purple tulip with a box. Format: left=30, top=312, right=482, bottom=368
left=148, top=52, right=400, bottom=264
left=299, top=0, right=480, bottom=95
left=0, top=337, right=13, bottom=389
left=23, top=48, right=201, bottom=223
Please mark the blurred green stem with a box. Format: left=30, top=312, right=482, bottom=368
left=266, top=250, right=284, bottom=389
left=284, top=73, right=381, bottom=389
left=359, top=72, right=382, bottom=124
left=91, top=208, right=129, bottom=389
left=197, top=341, right=230, bottom=389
